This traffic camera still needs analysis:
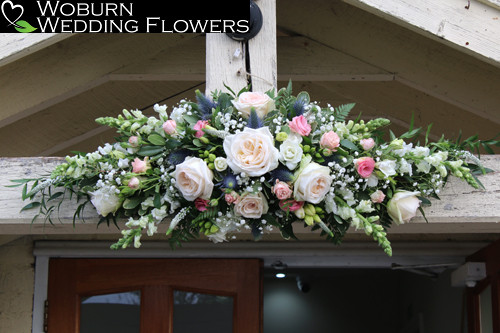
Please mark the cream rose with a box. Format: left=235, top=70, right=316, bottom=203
left=232, top=92, right=275, bottom=119
left=223, top=127, right=279, bottom=177
left=293, top=162, right=333, bottom=204
left=279, top=134, right=303, bottom=170
left=173, top=157, right=214, bottom=201
left=387, top=191, right=421, bottom=224
left=234, top=192, right=269, bottom=219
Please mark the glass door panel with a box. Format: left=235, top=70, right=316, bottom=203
left=80, top=291, right=141, bottom=333
left=173, top=290, right=234, bottom=333
left=479, top=286, right=493, bottom=333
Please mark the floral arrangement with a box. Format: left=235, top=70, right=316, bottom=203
left=15, top=82, right=494, bottom=256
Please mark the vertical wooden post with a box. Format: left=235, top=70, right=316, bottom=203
left=248, top=0, right=277, bottom=93
left=205, top=0, right=277, bottom=95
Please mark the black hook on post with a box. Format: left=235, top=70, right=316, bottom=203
left=226, top=0, right=263, bottom=42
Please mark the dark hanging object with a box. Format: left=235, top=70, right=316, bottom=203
left=226, top=0, right=263, bottom=42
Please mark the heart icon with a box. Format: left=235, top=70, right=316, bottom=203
left=1, top=0, right=24, bottom=27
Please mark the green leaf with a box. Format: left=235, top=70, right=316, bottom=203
left=137, top=145, right=164, bottom=157
left=417, top=196, right=432, bottom=207
left=147, top=133, right=166, bottom=146
left=21, top=202, right=41, bottom=212
left=123, top=197, right=142, bottom=210
left=153, top=193, right=162, bottom=209
left=340, top=139, right=359, bottom=151
left=14, top=20, right=37, bottom=33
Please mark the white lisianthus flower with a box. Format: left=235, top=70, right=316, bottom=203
left=232, top=91, right=275, bottom=119
left=97, top=143, right=113, bottom=156
left=398, top=158, right=413, bottom=176
left=387, top=191, right=421, bottom=224
left=294, top=162, right=333, bottom=204
left=173, top=157, right=214, bottom=201
left=214, top=157, right=228, bottom=172
left=279, top=134, right=303, bottom=170
left=416, top=160, right=431, bottom=173
left=376, top=160, right=397, bottom=178
left=356, top=200, right=375, bottom=213
left=170, top=107, right=186, bottom=124
left=89, top=186, right=122, bottom=217
left=425, top=151, right=448, bottom=167
left=117, top=158, right=129, bottom=169
left=412, top=146, right=430, bottom=157
left=223, top=127, right=279, bottom=177
left=366, top=174, right=379, bottom=188
left=234, top=192, right=269, bottom=219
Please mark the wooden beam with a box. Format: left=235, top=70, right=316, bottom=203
left=206, top=0, right=278, bottom=93
left=0, top=156, right=499, bottom=235
left=277, top=0, right=500, bottom=128
left=342, top=0, right=500, bottom=66
left=0, top=33, right=72, bottom=67
left=0, top=34, right=199, bottom=128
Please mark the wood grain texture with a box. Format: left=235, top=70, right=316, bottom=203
left=248, top=0, right=277, bottom=92
left=205, top=34, right=247, bottom=94
left=342, top=0, right=500, bottom=66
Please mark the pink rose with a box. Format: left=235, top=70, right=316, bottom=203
left=131, top=157, right=149, bottom=174
left=128, top=177, right=140, bottom=189
left=356, top=157, right=375, bottom=178
left=195, top=198, right=210, bottom=211
left=370, top=190, right=386, bottom=203
left=279, top=199, right=305, bottom=212
left=360, top=138, right=375, bottom=151
left=272, top=180, right=293, bottom=200
left=162, top=120, right=177, bottom=135
left=320, top=131, right=341, bottom=152
left=193, top=120, right=209, bottom=138
left=288, top=115, right=311, bottom=136
left=225, top=191, right=240, bottom=204
left=128, top=136, right=139, bottom=147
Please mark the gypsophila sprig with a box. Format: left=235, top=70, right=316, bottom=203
left=14, top=82, right=495, bottom=255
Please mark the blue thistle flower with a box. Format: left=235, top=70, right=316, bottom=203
left=218, top=173, right=239, bottom=190
left=195, top=90, right=217, bottom=120
left=269, top=167, right=294, bottom=183
left=290, top=95, right=307, bottom=118
left=246, top=109, right=264, bottom=129
left=167, top=149, right=191, bottom=166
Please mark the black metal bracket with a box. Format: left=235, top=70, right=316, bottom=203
left=226, top=0, right=263, bottom=42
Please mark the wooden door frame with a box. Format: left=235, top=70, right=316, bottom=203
left=466, top=239, right=500, bottom=333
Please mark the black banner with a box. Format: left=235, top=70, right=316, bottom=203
left=0, top=0, right=250, bottom=33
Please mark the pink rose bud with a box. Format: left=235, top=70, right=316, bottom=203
left=128, top=177, right=140, bottom=189
left=279, top=199, right=305, bottom=212
left=272, top=180, right=293, bottom=200
left=360, top=138, right=375, bottom=151
left=131, top=157, right=149, bottom=174
left=128, top=136, right=139, bottom=147
left=320, top=131, right=341, bottom=152
left=355, top=157, right=375, bottom=178
left=195, top=198, right=210, bottom=211
left=289, top=115, right=311, bottom=136
left=193, top=120, right=209, bottom=138
left=162, top=120, right=177, bottom=135
left=225, top=191, right=239, bottom=204
left=370, top=190, right=386, bottom=203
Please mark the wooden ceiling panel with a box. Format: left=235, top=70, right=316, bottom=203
left=0, top=80, right=203, bottom=157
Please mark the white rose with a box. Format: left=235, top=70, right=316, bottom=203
left=293, top=162, right=333, bottom=204
left=232, top=92, right=275, bottom=119
left=89, top=187, right=122, bottom=217
left=279, top=134, right=303, bottom=170
left=214, top=157, right=228, bottom=172
left=173, top=157, right=214, bottom=201
left=387, top=191, right=421, bottom=225
left=223, top=127, right=279, bottom=177
left=234, top=192, right=269, bottom=219
left=376, top=160, right=397, bottom=178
